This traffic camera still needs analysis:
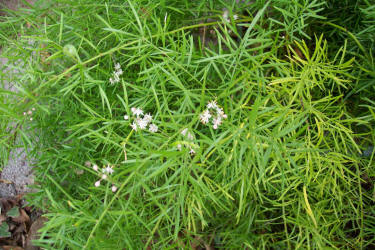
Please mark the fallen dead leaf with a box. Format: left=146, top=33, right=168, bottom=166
left=14, top=223, right=26, bottom=234
left=12, top=209, right=30, bottom=224
left=25, top=217, right=47, bottom=250
left=0, top=214, right=7, bottom=224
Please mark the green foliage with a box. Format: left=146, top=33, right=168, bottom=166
left=0, top=0, right=374, bottom=249
left=0, top=223, right=11, bottom=238
left=6, top=207, right=20, bottom=218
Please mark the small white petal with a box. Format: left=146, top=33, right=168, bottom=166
left=104, top=165, right=114, bottom=175
left=212, top=117, right=222, bottom=129
left=113, top=73, right=120, bottom=82
left=115, top=63, right=121, bottom=70
left=177, top=144, right=182, bottom=151
left=112, top=186, right=117, bottom=192
left=187, top=132, right=194, bottom=141
left=143, top=113, right=153, bottom=123
left=93, top=164, right=99, bottom=171
left=132, top=107, right=143, bottom=117
left=102, top=174, right=107, bottom=180
left=149, top=124, right=158, bottom=133
left=95, top=180, right=101, bottom=187
left=207, top=100, right=217, bottom=109
left=124, top=115, right=129, bottom=120
left=223, top=10, right=229, bottom=22
left=181, top=128, right=188, bottom=136
left=131, top=122, right=138, bottom=131
left=216, top=107, right=224, bottom=115
left=30, top=118, right=33, bottom=121
left=199, top=115, right=208, bottom=124
left=137, top=118, right=148, bottom=130
left=189, top=148, right=195, bottom=155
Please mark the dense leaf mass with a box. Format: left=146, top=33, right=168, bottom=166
left=0, top=0, right=374, bottom=249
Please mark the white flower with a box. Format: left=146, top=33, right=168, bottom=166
left=177, top=144, right=182, bottom=151
left=104, top=165, right=114, bottom=175
left=187, top=132, right=194, bottom=141
left=124, top=115, right=129, bottom=120
left=200, top=109, right=211, bottom=124
left=149, top=124, right=158, bottom=133
left=181, top=128, right=188, bottom=136
left=202, top=100, right=227, bottom=129
left=28, top=110, right=32, bottom=115
left=23, top=112, right=26, bottom=115
left=115, top=63, right=121, bottom=70
left=32, top=107, right=36, bottom=111
left=189, top=148, right=195, bottom=155
left=113, top=73, right=120, bottom=82
left=212, top=117, right=222, bottom=129
left=137, top=118, right=148, bottom=130
left=143, top=113, right=153, bottom=123
left=131, top=121, right=138, bottom=131
left=95, top=180, right=101, bottom=187
left=135, top=108, right=143, bottom=116
left=216, top=107, right=224, bottom=115
left=30, top=118, right=33, bottom=121
left=216, top=107, right=227, bottom=120
left=109, top=62, right=123, bottom=83
left=207, top=100, right=217, bottom=109
left=223, top=10, right=230, bottom=22
left=102, top=174, right=108, bottom=180
left=93, top=164, right=99, bottom=171
left=131, top=107, right=143, bottom=117
left=112, top=185, right=117, bottom=192
left=233, top=14, right=238, bottom=20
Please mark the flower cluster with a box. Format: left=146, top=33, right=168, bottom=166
left=177, top=128, right=196, bottom=155
left=89, top=162, right=117, bottom=192
left=223, top=9, right=238, bottom=23
left=23, top=107, right=36, bottom=121
left=125, top=107, right=158, bottom=133
left=109, top=62, right=123, bottom=85
left=200, top=100, right=227, bottom=129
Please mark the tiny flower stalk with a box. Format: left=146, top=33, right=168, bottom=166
left=200, top=100, right=227, bottom=129
left=23, top=107, right=36, bottom=121
left=177, top=128, right=197, bottom=156
left=90, top=163, right=117, bottom=192
left=109, top=62, right=123, bottom=85
left=124, top=107, right=159, bottom=133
